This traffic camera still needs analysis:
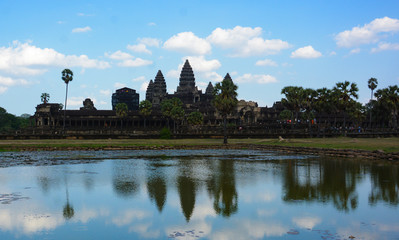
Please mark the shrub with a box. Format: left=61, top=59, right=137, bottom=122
left=159, top=127, right=172, bottom=139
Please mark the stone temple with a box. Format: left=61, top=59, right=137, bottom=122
left=31, top=58, right=329, bottom=138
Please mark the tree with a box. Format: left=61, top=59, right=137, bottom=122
left=139, top=100, right=152, bottom=128
left=115, top=103, right=128, bottom=128
left=41, top=93, right=50, bottom=104
left=375, top=85, right=399, bottom=128
left=61, top=69, right=73, bottom=130
left=302, top=88, right=317, bottom=136
left=279, top=109, right=293, bottom=123
left=368, top=78, right=378, bottom=127
left=333, top=81, right=359, bottom=132
left=161, top=98, right=185, bottom=133
left=281, top=86, right=304, bottom=127
left=187, top=111, right=203, bottom=126
left=213, top=73, right=238, bottom=144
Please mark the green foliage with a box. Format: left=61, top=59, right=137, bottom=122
left=115, top=103, right=128, bottom=117
left=187, top=111, right=203, bottom=126
left=374, top=85, right=399, bottom=128
left=0, top=107, right=31, bottom=132
left=279, top=109, right=293, bottom=121
left=212, top=73, right=238, bottom=117
left=41, top=93, right=50, bottom=104
left=62, top=69, right=73, bottom=84
left=368, top=77, right=378, bottom=99
left=159, top=127, right=172, bottom=139
left=139, top=100, right=152, bottom=116
left=161, top=97, right=185, bottom=123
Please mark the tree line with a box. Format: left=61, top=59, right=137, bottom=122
left=280, top=78, right=399, bottom=129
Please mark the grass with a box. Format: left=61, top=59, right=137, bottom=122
left=0, top=137, right=398, bottom=153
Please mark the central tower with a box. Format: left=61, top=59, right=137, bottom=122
left=176, top=59, right=196, bottom=94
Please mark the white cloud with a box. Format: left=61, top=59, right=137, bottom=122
left=67, top=96, right=85, bottom=107
left=72, top=26, right=92, bottom=33
left=350, top=48, right=361, bottom=54
left=0, top=76, right=30, bottom=86
left=163, top=32, right=211, bottom=55
left=140, top=82, right=149, bottom=92
left=166, top=56, right=222, bottom=82
left=256, top=59, right=278, bottom=67
left=335, top=17, right=399, bottom=48
left=99, top=89, right=111, bottom=96
left=132, top=76, right=146, bottom=82
left=292, top=216, right=321, bottom=229
left=127, top=43, right=152, bottom=54
left=235, top=73, right=278, bottom=84
left=207, top=26, right=291, bottom=57
left=118, top=58, right=152, bottom=67
left=148, top=22, right=156, bottom=26
left=0, top=86, right=7, bottom=94
left=0, top=41, right=110, bottom=76
left=291, top=46, right=322, bottom=59
left=105, top=50, right=133, bottom=60
left=111, top=209, right=151, bottom=227
left=138, top=38, right=161, bottom=47
left=371, top=42, right=399, bottom=52
left=114, top=82, right=126, bottom=89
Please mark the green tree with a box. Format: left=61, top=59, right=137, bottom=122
left=302, top=88, right=317, bottom=136
left=139, top=100, right=152, bottom=128
left=281, top=86, right=304, bottom=127
left=41, top=93, right=50, bottom=104
left=213, top=73, right=238, bottom=144
left=368, top=77, right=378, bottom=127
left=279, top=109, right=293, bottom=123
left=187, top=111, right=203, bottom=126
left=375, top=85, right=399, bottom=128
left=61, top=69, right=73, bottom=130
left=333, top=81, right=359, bottom=132
left=115, top=103, right=128, bottom=128
left=161, top=98, right=185, bottom=133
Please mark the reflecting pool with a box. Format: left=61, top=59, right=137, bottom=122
left=0, top=149, right=398, bottom=239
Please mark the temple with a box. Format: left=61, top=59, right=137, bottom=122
left=29, top=59, right=340, bottom=138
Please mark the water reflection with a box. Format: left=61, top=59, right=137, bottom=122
left=1, top=150, right=398, bottom=239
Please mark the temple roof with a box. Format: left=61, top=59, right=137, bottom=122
left=205, top=82, right=214, bottom=95
left=176, top=59, right=196, bottom=93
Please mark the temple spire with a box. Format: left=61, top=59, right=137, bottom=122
left=176, top=59, right=196, bottom=93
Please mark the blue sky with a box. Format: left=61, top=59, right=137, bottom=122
left=1, top=0, right=399, bottom=115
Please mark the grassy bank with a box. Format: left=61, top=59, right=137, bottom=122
left=0, top=137, right=398, bottom=153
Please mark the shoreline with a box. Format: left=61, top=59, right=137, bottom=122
left=1, top=139, right=398, bottom=161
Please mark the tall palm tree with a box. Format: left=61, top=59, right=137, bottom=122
left=61, top=69, right=73, bottom=130
left=281, top=86, right=304, bottom=128
left=368, top=78, right=378, bottom=127
left=213, top=73, right=238, bottom=144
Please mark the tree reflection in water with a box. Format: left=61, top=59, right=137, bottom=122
left=112, top=161, right=139, bottom=198
left=207, top=159, right=238, bottom=217
left=177, top=176, right=196, bottom=222
left=146, top=161, right=167, bottom=213
left=369, top=163, right=399, bottom=205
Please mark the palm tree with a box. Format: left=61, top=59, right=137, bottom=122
left=139, top=100, right=152, bottom=128
left=333, top=81, right=359, bottom=133
left=213, top=73, right=238, bottom=144
left=281, top=86, right=304, bottom=128
left=40, top=93, right=50, bottom=104
left=375, top=85, right=399, bottom=128
left=61, top=69, right=73, bottom=130
left=115, top=103, right=128, bottom=128
left=368, top=78, right=378, bottom=127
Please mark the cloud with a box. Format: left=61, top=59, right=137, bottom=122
left=138, top=38, right=161, bottom=47
left=0, top=41, right=110, bottom=76
left=235, top=73, right=278, bottom=84
left=163, top=32, right=211, bottom=55
left=99, top=89, right=111, bottom=96
left=371, top=42, right=399, bottom=52
left=335, top=17, right=399, bottom=48
left=350, top=48, right=361, bottom=54
left=0, top=86, right=7, bottom=94
left=118, top=58, right=152, bottom=67
left=291, top=46, right=322, bottom=59
left=292, top=216, right=321, bottom=229
left=148, top=22, right=156, bottom=26
left=111, top=209, right=151, bottom=227
left=114, top=82, right=126, bottom=89
left=72, top=26, right=92, bottom=33
left=256, top=59, right=278, bottom=67
left=105, top=50, right=133, bottom=60
left=127, top=43, right=152, bottom=54
left=132, top=76, right=146, bottom=82
left=140, top=82, right=149, bottom=92
left=207, top=26, right=291, bottom=57
left=0, top=76, right=30, bottom=86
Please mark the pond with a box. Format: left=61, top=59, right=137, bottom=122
left=0, top=149, right=398, bottom=239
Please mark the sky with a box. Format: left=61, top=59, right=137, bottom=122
left=1, top=0, right=399, bottom=116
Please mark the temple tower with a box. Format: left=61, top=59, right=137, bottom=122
left=147, top=70, right=167, bottom=105
left=176, top=60, right=196, bottom=94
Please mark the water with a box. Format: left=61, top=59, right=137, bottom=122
left=0, top=149, right=398, bottom=239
